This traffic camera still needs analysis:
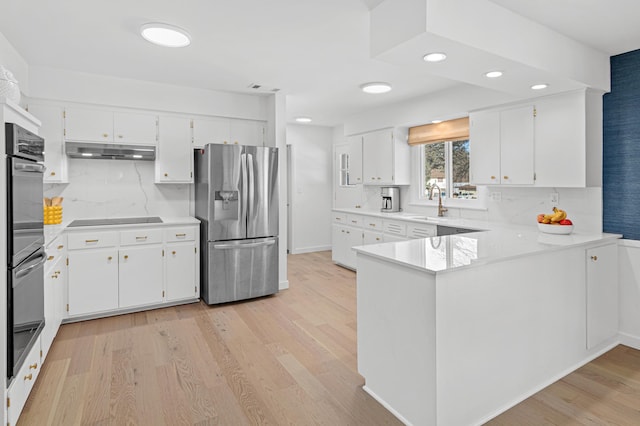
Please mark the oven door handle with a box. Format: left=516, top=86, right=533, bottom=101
left=15, top=252, right=47, bottom=279
left=14, top=162, right=46, bottom=173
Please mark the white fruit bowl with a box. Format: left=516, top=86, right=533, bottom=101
left=538, top=223, right=573, bottom=235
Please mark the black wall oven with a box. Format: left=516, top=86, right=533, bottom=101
left=5, top=123, right=46, bottom=381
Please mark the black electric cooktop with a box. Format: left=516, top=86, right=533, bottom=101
left=68, top=217, right=163, bottom=227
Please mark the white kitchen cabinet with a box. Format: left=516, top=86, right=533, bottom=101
left=165, top=242, right=198, bottom=301
left=332, top=224, right=362, bottom=269
left=42, top=254, right=66, bottom=361
left=7, top=336, right=42, bottom=426
left=113, top=112, right=158, bottom=145
left=156, top=116, right=193, bottom=183
left=586, top=244, right=619, bottom=349
left=362, top=128, right=410, bottom=185
left=67, top=248, right=119, bottom=316
left=363, top=230, right=384, bottom=245
left=229, top=119, right=265, bottom=146
left=65, top=107, right=158, bottom=145
left=347, top=136, right=363, bottom=184
left=27, top=104, right=68, bottom=183
left=469, top=105, right=535, bottom=185
left=192, top=117, right=231, bottom=148
left=382, top=233, right=409, bottom=243
left=118, top=245, right=164, bottom=308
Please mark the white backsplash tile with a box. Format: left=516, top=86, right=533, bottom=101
left=44, top=159, right=190, bottom=219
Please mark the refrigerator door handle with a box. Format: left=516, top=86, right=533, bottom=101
left=240, top=152, right=249, bottom=230
left=213, top=240, right=276, bottom=250
left=247, top=153, right=255, bottom=230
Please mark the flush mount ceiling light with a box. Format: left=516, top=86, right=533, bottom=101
left=531, top=83, right=549, bottom=90
left=485, top=71, right=503, bottom=78
left=423, top=52, right=447, bottom=62
left=140, top=23, right=191, bottom=47
left=295, top=117, right=312, bottom=123
left=360, top=82, right=392, bottom=94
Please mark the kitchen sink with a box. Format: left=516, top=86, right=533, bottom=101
left=405, top=216, right=444, bottom=221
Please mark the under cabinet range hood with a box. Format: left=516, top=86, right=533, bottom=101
left=65, top=142, right=156, bottom=160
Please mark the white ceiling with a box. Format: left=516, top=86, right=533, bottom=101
left=0, top=0, right=639, bottom=127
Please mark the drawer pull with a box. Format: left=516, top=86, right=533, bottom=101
left=335, top=217, right=342, bottom=221
left=351, top=220, right=357, bottom=224
left=172, top=251, right=176, bottom=255
left=24, top=373, right=33, bottom=381
left=375, top=237, right=381, bottom=241
left=369, top=223, right=376, bottom=227
left=85, top=239, right=99, bottom=243
left=591, top=255, right=598, bottom=261
left=491, top=176, right=496, bottom=179
left=124, top=255, right=129, bottom=260
left=108, top=256, right=113, bottom=261
left=29, top=363, right=38, bottom=370
left=503, top=176, right=509, bottom=180
left=175, top=233, right=186, bottom=237
left=102, top=133, right=109, bottom=138
left=50, top=171, right=56, bottom=176
left=47, top=255, right=54, bottom=261
left=136, top=236, right=148, bottom=240
left=57, top=245, right=64, bottom=250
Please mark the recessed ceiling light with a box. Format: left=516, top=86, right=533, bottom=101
left=295, top=117, right=312, bottom=123
left=431, top=120, right=443, bottom=124
left=531, top=83, right=548, bottom=90
left=485, top=71, right=503, bottom=78
left=81, top=153, right=93, bottom=157
left=360, top=82, right=392, bottom=94
left=423, top=52, right=447, bottom=62
left=140, top=23, right=191, bottom=48
left=132, top=154, right=143, bottom=159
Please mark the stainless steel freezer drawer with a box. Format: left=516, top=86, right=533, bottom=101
left=203, top=237, right=278, bottom=304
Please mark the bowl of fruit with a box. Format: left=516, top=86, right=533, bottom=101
left=537, top=207, right=573, bottom=234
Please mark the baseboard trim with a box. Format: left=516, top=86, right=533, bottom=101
left=362, top=385, right=412, bottom=426
left=278, top=280, right=289, bottom=290
left=619, top=332, right=640, bottom=350
left=290, top=245, right=332, bottom=255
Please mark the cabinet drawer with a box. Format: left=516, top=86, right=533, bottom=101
left=363, top=217, right=383, bottom=230
left=120, top=229, right=163, bottom=246
left=333, top=213, right=347, bottom=223
left=346, top=214, right=363, bottom=227
left=383, top=220, right=407, bottom=236
left=7, top=336, right=41, bottom=426
left=165, top=227, right=196, bottom=242
left=45, top=234, right=67, bottom=272
left=67, top=231, right=118, bottom=250
left=408, top=223, right=437, bottom=239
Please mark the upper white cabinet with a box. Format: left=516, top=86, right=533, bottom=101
left=27, top=103, right=68, bottom=183
left=156, top=116, right=193, bottom=183
left=193, top=117, right=266, bottom=148
left=336, top=135, right=363, bottom=187
left=362, top=128, right=410, bottom=185
left=469, top=105, right=535, bottom=185
left=65, top=107, right=157, bottom=145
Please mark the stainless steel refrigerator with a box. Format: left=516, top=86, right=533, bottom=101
left=194, top=144, right=279, bottom=304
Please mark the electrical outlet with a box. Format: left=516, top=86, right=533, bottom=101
left=549, top=192, right=559, bottom=204
left=490, top=191, right=502, bottom=202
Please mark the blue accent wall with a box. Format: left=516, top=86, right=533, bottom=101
left=603, top=49, right=640, bottom=240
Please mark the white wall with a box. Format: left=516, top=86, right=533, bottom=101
left=287, top=124, right=333, bottom=253
left=0, top=32, right=29, bottom=96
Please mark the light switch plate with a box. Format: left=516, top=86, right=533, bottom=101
left=549, top=192, right=559, bottom=204
left=490, top=192, right=502, bottom=202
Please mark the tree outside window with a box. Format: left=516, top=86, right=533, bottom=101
left=422, top=140, right=476, bottom=200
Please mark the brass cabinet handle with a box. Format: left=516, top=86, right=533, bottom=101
left=172, top=251, right=176, bottom=255
left=351, top=220, right=357, bottom=224
left=591, top=255, right=598, bottom=261
left=164, top=173, right=168, bottom=177
left=108, top=256, right=113, bottom=261
left=50, top=171, right=56, bottom=176
left=369, top=223, right=376, bottom=227
left=55, top=271, right=61, bottom=274
left=136, top=236, right=148, bottom=240
left=490, top=175, right=496, bottom=179
left=24, top=373, right=33, bottom=381
left=47, top=255, right=54, bottom=261
left=102, top=133, right=109, bottom=138
left=376, top=237, right=381, bottom=241
left=377, top=177, right=381, bottom=180
left=234, top=141, right=239, bottom=145
left=58, top=245, right=64, bottom=250
left=118, top=135, right=123, bottom=139
left=175, top=233, right=186, bottom=237
left=371, top=177, right=375, bottom=180
left=503, top=176, right=509, bottom=180
left=335, top=217, right=341, bottom=221
left=341, top=230, right=345, bottom=233
left=29, top=363, right=38, bottom=370
left=85, top=239, right=98, bottom=243
left=124, top=255, right=129, bottom=260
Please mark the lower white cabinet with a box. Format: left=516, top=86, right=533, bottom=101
left=7, top=336, right=42, bottom=426
left=68, top=248, right=119, bottom=316
left=586, top=243, right=619, bottom=349
left=65, top=224, right=200, bottom=319
left=119, top=245, right=164, bottom=308
left=363, top=230, right=383, bottom=245
left=332, top=224, right=362, bottom=269
left=165, top=242, right=198, bottom=301
left=41, top=254, right=66, bottom=361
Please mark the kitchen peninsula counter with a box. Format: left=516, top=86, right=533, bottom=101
left=353, top=227, right=622, bottom=425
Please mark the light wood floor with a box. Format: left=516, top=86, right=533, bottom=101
left=18, top=251, right=640, bottom=425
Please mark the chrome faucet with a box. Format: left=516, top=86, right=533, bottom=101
left=428, top=184, right=448, bottom=217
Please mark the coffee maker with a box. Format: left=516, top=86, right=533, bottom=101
left=381, top=187, right=401, bottom=212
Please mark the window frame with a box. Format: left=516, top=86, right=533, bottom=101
left=415, top=140, right=485, bottom=209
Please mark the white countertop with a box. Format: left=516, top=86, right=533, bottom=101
left=45, top=216, right=200, bottom=246
left=333, top=207, right=489, bottom=230
left=340, top=208, right=622, bottom=274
